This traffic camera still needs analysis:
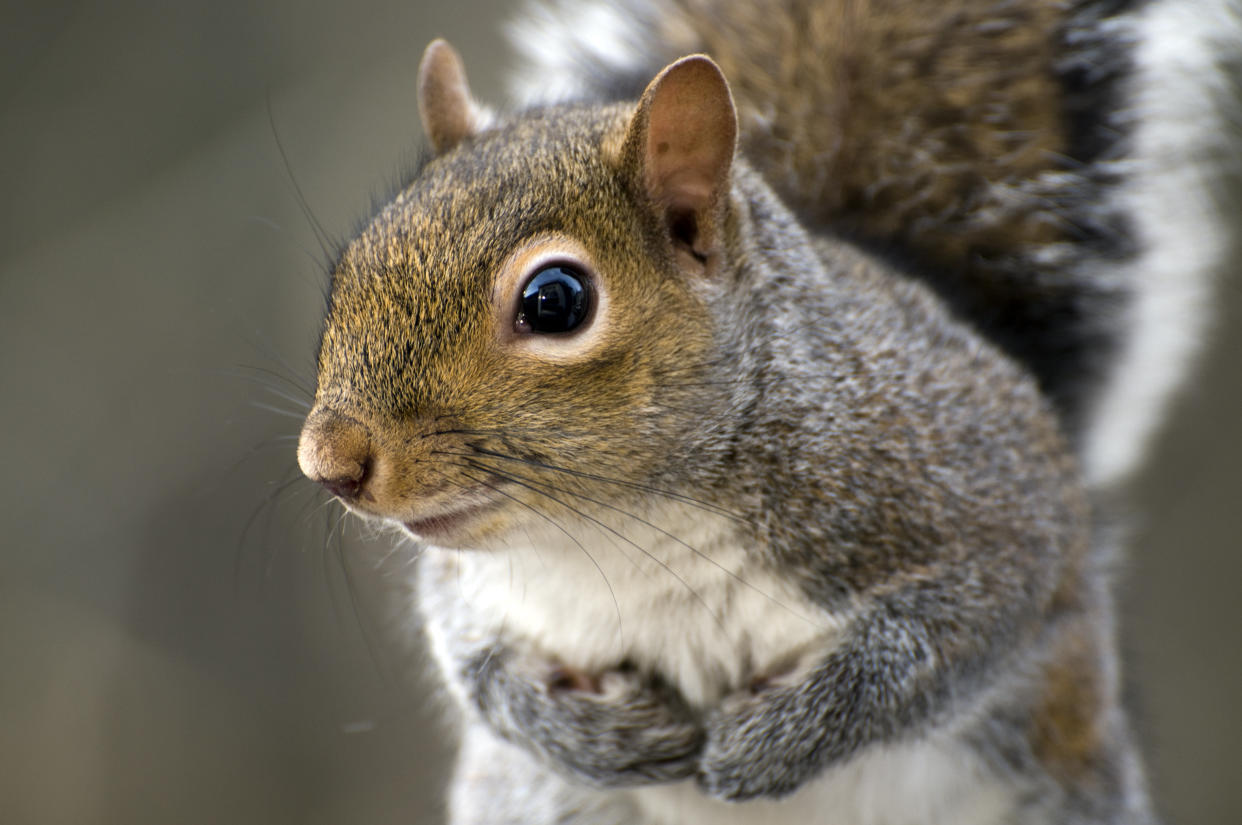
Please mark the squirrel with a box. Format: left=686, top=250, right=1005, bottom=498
left=295, top=1, right=1237, bottom=823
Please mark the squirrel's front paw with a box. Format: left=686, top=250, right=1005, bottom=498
left=696, top=684, right=821, bottom=800
left=496, top=658, right=704, bottom=788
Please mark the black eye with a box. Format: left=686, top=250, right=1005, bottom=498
left=517, top=265, right=590, bottom=333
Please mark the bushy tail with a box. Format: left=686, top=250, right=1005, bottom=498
left=509, top=0, right=1240, bottom=486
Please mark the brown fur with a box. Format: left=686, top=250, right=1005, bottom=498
left=295, top=3, right=1159, bottom=820
left=1031, top=627, right=1107, bottom=784
left=651, top=0, right=1068, bottom=268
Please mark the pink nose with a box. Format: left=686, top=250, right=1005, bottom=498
left=297, top=409, right=373, bottom=502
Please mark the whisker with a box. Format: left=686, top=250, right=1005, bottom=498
left=455, top=459, right=727, bottom=633
left=319, top=502, right=345, bottom=624
left=372, top=528, right=415, bottom=571
left=255, top=384, right=313, bottom=412
left=331, top=518, right=395, bottom=683
left=235, top=464, right=314, bottom=591
left=448, top=446, right=746, bottom=522
left=218, top=369, right=313, bottom=409
left=267, top=91, right=337, bottom=264
left=431, top=477, right=526, bottom=662
left=229, top=363, right=315, bottom=403
left=465, top=457, right=825, bottom=630
left=221, top=434, right=302, bottom=485
left=251, top=400, right=311, bottom=421
left=455, top=467, right=626, bottom=638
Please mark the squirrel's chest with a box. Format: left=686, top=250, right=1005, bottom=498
left=426, top=506, right=838, bottom=708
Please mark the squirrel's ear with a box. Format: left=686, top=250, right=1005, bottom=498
left=622, top=55, right=737, bottom=268
left=418, top=39, right=488, bottom=153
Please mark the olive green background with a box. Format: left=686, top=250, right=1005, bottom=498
left=2, top=2, right=1238, bottom=823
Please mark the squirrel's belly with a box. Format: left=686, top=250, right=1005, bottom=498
left=437, top=506, right=840, bottom=707
left=628, top=736, right=1018, bottom=825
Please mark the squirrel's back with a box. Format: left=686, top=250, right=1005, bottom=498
left=511, top=0, right=1239, bottom=485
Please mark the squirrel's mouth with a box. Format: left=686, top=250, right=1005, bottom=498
left=401, top=491, right=503, bottom=542
left=400, top=469, right=513, bottom=540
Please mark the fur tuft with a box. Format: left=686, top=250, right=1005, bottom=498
left=506, top=0, right=667, bottom=104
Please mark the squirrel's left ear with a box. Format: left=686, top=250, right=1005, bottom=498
left=622, top=55, right=737, bottom=271
left=418, top=39, right=489, bottom=153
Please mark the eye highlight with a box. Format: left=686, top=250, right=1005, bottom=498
left=516, top=265, right=591, bottom=333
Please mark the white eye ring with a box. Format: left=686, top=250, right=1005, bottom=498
left=494, top=234, right=610, bottom=362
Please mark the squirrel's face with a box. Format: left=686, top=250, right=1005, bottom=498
left=297, top=44, right=739, bottom=549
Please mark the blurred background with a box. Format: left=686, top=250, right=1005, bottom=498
left=1, top=1, right=1238, bottom=823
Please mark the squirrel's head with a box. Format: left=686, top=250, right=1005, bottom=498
left=297, top=40, right=740, bottom=548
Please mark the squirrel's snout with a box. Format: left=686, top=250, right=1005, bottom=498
left=297, top=408, right=374, bottom=503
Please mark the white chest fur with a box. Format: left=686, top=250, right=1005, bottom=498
left=427, top=501, right=836, bottom=707
left=419, top=504, right=1019, bottom=824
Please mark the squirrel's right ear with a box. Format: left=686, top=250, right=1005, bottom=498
left=418, top=39, right=489, bottom=154
left=621, top=55, right=737, bottom=272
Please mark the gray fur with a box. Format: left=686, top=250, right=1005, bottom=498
left=406, top=158, right=1100, bottom=821
left=299, top=1, right=1239, bottom=822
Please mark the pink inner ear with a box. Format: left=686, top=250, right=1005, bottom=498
left=643, top=57, right=737, bottom=215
